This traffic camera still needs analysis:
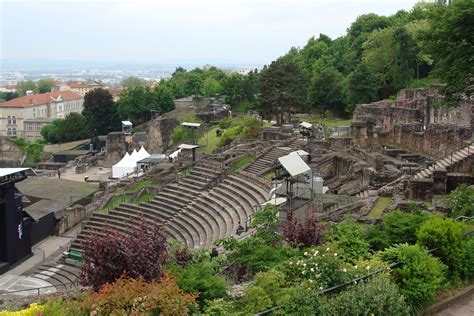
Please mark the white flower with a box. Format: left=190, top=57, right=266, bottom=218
left=366, top=266, right=370, bottom=270
left=302, top=270, right=306, bottom=275
left=354, top=265, right=358, bottom=269
left=303, top=263, right=307, bottom=267
left=309, top=279, right=313, bottom=283
left=319, top=286, right=323, bottom=290
left=304, top=251, right=308, bottom=256
left=334, top=253, right=338, bottom=257
left=342, top=268, right=347, bottom=272
left=310, top=268, right=314, bottom=272
left=326, top=247, right=330, bottom=251
left=316, top=273, right=322, bottom=278
left=289, top=261, right=293, bottom=265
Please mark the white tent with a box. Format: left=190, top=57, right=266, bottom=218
left=112, top=152, right=136, bottom=178
left=129, top=149, right=139, bottom=163
left=137, top=146, right=151, bottom=161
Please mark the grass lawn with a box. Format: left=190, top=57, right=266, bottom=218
left=367, top=197, right=392, bottom=219
left=102, top=195, right=132, bottom=212
left=198, top=127, right=220, bottom=154
left=229, top=154, right=255, bottom=172
left=296, top=114, right=352, bottom=127
left=136, top=192, right=153, bottom=203
left=131, top=179, right=152, bottom=193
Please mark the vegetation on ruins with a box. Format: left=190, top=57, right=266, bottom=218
left=12, top=138, right=45, bottom=167
left=448, top=184, right=474, bottom=218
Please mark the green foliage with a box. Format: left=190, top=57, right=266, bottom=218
left=325, top=221, right=371, bottom=263
left=82, top=88, right=121, bottom=135
left=16, top=80, right=38, bottom=96
left=13, top=138, right=45, bottom=167
left=448, top=184, right=474, bottom=218
left=36, top=79, right=55, bottom=93
left=367, top=209, right=432, bottom=250
left=276, top=285, right=324, bottom=315
left=323, top=274, right=412, bottom=316
left=240, top=286, right=272, bottom=315
left=202, top=298, right=235, bottom=316
left=217, top=125, right=242, bottom=147
left=252, top=204, right=280, bottom=231
left=259, top=59, right=307, bottom=125
left=253, top=269, right=287, bottom=303
left=228, top=154, right=254, bottom=172
left=417, top=216, right=472, bottom=280
left=425, top=0, right=474, bottom=104
left=308, top=63, right=345, bottom=115
left=121, top=76, right=146, bottom=88
left=41, top=113, right=92, bottom=144
left=40, top=119, right=61, bottom=143
left=344, top=63, right=378, bottom=113
left=382, top=243, right=447, bottom=309
left=169, top=261, right=228, bottom=309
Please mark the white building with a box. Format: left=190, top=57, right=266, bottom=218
left=0, top=91, right=83, bottom=140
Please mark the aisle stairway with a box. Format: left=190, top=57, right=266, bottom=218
left=26, top=263, right=80, bottom=293
left=244, top=138, right=307, bottom=176
left=414, top=143, right=474, bottom=179
left=70, top=161, right=271, bottom=252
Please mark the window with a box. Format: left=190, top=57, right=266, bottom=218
left=27, top=124, right=33, bottom=131
left=12, top=116, right=16, bottom=124
left=12, top=128, right=17, bottom=136
left=7, top=128, right=11, bottom=136
left=7, top=116, right=11, bottom=124
left=33, top=108, right=36, bottom=118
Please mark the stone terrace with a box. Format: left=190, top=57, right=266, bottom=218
left=70, top=160, right=271, bottom=251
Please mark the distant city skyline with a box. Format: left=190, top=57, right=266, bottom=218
left=2, top=0, right=420, bottom=69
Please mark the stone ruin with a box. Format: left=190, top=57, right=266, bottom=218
left=195, top=98, right=231, bottom=123
left=0, top=136, right=25, bottom=167
left=352, top=85, right=473, bottom=157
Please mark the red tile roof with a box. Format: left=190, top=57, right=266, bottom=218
left=0, top=91, right=82, bottom=108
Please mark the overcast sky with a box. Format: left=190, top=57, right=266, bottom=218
left=1, top=0, right=421, bottom=66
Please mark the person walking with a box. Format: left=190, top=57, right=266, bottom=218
left=57, top=169, right=61, bottom=179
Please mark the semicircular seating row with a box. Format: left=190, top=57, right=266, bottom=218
left=70, top=161, right=271, bottom=252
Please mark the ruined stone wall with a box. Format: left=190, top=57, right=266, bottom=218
left=103, top=132, right=127, bottom=167
left=0, top=136, right=25, bottom=167
left=147, top=117, right=178, bottom=153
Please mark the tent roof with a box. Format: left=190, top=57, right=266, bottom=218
left=178, top=143, right=200, bottom=150
left=121, top=120, right=133, bottom=126
left=278, top=152, right=311, bottom=177
left=300, top=121, right=313, bottom=128
left=137, top=146, right=151, bottom=160
left=0, top=168, right=30, bottom=177
left=182, top=122, right=201, bottom=128
left=114, top=152, right=133, bottom=167
left=169, top=148, right=182, bottom=159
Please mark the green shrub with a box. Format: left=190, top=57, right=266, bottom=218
left=217, top=125, right=242, bottom=146
left=202, top=298, right=235, bottom=316
left=448, top=184, right=474, bottom=218
left=170, top=261, right=228, bottom=309
left=324, top=274, right=411, bottom=316
left=326, top=221, right=371, bottom=263
left=417, top=216, right=472, bottom=280
left=368, top=209, right=432, bottom=248
left=254, top=269, right=286, bottom=303
left=276, top=285, right=324, bottom=315
left=381, top=243, right=447, bottom=309
left=240, top=286, right=273, bottom=315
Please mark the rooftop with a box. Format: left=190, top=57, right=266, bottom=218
left=0, top=91, right=82, bottom=108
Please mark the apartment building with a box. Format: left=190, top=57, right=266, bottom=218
left=53, top=81, right=103, bottom=96
left=0, top=91, right=83, bottom=140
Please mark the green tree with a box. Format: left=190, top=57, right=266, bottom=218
left=184, top=72, right=204, bottom=96
left=40, top=119, right=62, bottom=144
left=259, top=59, right=307, bottom=125
left=392, top=26, right=416, bottom=91
left=82, top=88, right=121, bottom=135
left=202, top=77, right=222, bottom=97
left=344, top=63, right=378, bottom=113
left=425, top=0, right=474, bottom=104
left=307, top=63, right=345, bottom=115
left=117, top=86, right=148, bottom=123
left=37, top=79, right=55, bottom=93
left=0, top=91, right=19, bottom=102
left=121, top=76, right=146, bottom=88
left=16, top=80, right=38, bottom=96
left=153, top=84, right=175, bottom=113
left=57, top=112, right=93, bottom=142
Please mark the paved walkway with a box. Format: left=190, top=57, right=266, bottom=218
left=433, top=291, right=474, bottom=316
left=0, top=224, right=80, bottom=295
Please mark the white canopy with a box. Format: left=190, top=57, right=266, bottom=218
left=129, top=149, right=139, bottom=162
left=182, top=122, right=201, bottom=128
left=300, top=121, right=313, bottom=129
left=121, top=120, right=133, bottom=126
left=137, top=146, right=151, bottom=161
left=178, top=143, right=199, bottom=150
left=112, top=152, right=136, bottom=178
left=169, top=148, right=182, bottom=159
left=278, top=152, right=311, bottom=177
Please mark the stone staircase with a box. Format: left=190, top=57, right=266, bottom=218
left=70, top=160, right=271, bottom=252
left=414, top=143, right=474, bottom=179
left=27, top=263, right=80, bottom=293
left=244, top=138, right=307, bottom=176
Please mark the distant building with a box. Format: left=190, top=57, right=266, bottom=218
left=0, top=84, right=17, bottom=93
left=0, top=91, right=83, bottom=140
left=53, top=81, right=104, bottom=96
